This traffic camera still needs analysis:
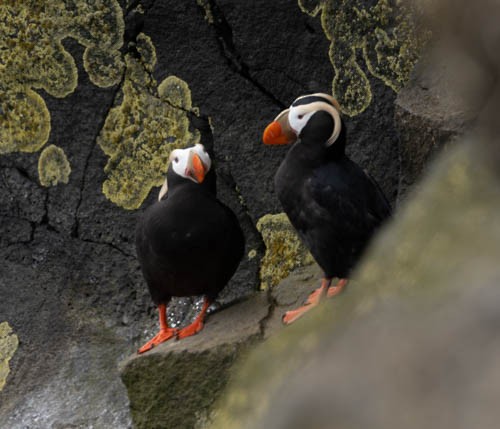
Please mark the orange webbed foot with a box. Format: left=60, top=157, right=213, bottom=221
left=138, top=328, right=177, bottom=354
left=177, top=319, right=205, bottom=339
left=176, top=297, right=211, bottom=340
left=282, top=280, right=330, bottom=325
left=326, top=278, right=348, bottom=298
left=282, top=304, right=318, bottom=325
left=282, top=278, right=348, bottom=325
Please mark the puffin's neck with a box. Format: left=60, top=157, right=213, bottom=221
left=165, top=166, right=216, bottom=198
left=286, top=138, right=343, bottom=169
left=325, top=121, right=347, bottom=160
left=285, top=140, right=321, bottom=168
left=325, top=140, right=346, bottom=161
left=287, top=118, right=347, bottom=166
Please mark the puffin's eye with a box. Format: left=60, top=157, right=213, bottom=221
left=174, top=157, right=179, bottom=163
left=298, top=114, right=304, bottom=119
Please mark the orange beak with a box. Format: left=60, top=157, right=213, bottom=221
left=262, top=109, right=297, bottom=145
left=188, top=152, right=206, bottom=183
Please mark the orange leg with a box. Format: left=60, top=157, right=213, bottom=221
left=282, top=278, right=348, bottom=325
left=282, top=278, right=331, bottom=325
left=177, top=298, right=211, bottom=340
left=138, top=303, right=177, bottom=354
left=327, top=278, right=348, bottom=298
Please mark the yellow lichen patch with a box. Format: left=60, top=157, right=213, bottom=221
left=38, top=145, right=71, bottom=187
left=0, top=0, right=124, bottom=155
left=98, top=33, right=200, bottom=210
left=257, top=213, right=314, bottom=290
left=83, top=48, right=124, bottom=88
left=299, top=0, right=428, bottom=116
left=0, top=88, right=51, bottom=154
left=196, top=0, right=215, bottom=24
left=0, top=322, right=19, bottom=392
left=298, top=0, right=322, bottom=15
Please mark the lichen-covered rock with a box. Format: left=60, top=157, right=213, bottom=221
left=98, top=32, right=200, bottom=209
left=257, top=213, right=313, bottom=290
left=0, top=322, right=18, bottom=392
left=208, top=135, right=500, bottom=429
left=299, top=0, right=428, bottom=116
left=0, top=88, right=51, bottom=155
left=38, top=145, right=71, bottom=186
left=0, top=0, right=124, bottom=156
left=0, top=0, right=443, bottom=426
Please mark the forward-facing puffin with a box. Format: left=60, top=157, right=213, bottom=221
left=136, top=144, right=245, bottom=353
left=263, top=93, right=391, bottom=324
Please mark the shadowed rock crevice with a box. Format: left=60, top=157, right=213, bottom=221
left=78, top=236, right=135, bottom=259
left=196, top=0, right=286, bottom=109
left=71, top=82, right=125, bottom=239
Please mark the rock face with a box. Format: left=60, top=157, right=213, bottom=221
left=394, top=51, right=478, bottom=198
left=207, top=0, right=500, bottom=420
left=120, top=294, right=268, bottom=429
left=0, top=1, right=465, bottom=428
left=209, top=137, right=500, bottom=429
left=120, top=265, right=323, bottom=429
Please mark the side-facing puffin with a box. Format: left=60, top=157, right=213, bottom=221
left=136, top=143, right=245, bottom=353
left=262, top=93, right=391, bottom=324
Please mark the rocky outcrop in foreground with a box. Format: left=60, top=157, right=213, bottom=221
left=208, top=0, right=500, bottom=424
left=209, top=134, right=500, bottom=429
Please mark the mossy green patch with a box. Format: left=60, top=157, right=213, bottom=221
left=257, top=213, right=314, bottom=290
left=299, top=0, right=428, bottom=116
left=98, top=33, right=200, bottom=210
left=38, top=144, right=71, bottom=187
left=0, top=321, right=19, bottom=392
left=0, top=0, right=124, bottom=159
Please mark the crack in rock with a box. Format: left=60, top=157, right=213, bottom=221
left=71, top=82, right=124, bottom=239
left=78, top=237, right=135, bottom=259
left=198, top=0, right=286, bottom=109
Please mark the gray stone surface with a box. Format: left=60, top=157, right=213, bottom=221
left=119, top=292, right=270, bottom=429
left=394, top=49, right=478, bottom=199
left=208, top=1, right=500, bottom=425
left=209, top=135, right=500, bottom=429
left=0, top=1, right=439, bottom=427
left=118, top=263, right=339, bottom=429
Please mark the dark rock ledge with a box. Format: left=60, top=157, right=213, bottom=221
left=119, top=265, right=322, bottom=429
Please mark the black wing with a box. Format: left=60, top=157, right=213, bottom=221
left=307, top=159, right=391, bottom=236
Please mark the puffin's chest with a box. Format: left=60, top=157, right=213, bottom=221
left=275, top=161, right=315, bottom=220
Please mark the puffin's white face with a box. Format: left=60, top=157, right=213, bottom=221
left=263, top=93, right=342, bottom=147
left=170, top=144, right=211, bottom=180
left=158, top=144, right=212, bottom=201
left=288, top=93, right=342, bottom=145
left=287, top=106, right=316, bottom=136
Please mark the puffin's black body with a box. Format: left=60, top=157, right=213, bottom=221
left=136, top=171, right=244, bottom=304
left=263, top=93, right=391, bottom=323
left=274, top=121, right=391, bottom=279
left=136, top=144, right=244, bottom=352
